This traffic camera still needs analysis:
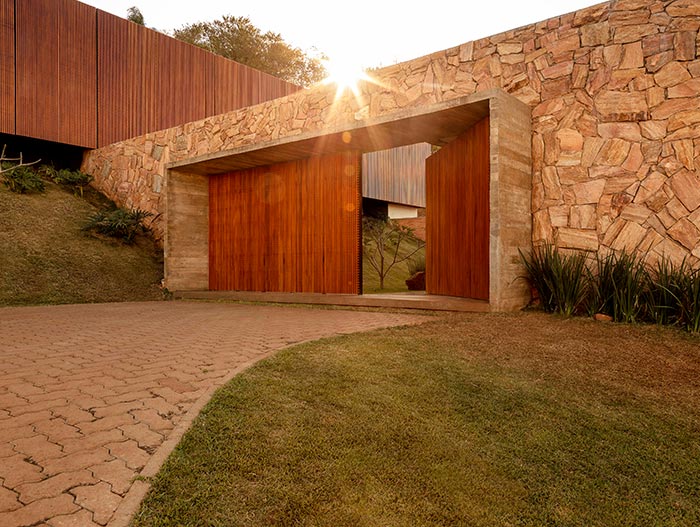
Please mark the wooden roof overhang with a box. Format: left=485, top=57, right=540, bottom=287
left=167, top=91, right=498, bottom=176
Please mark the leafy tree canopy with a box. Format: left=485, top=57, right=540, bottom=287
left=172, top=15, right=326, bottom=87
left=127, top=6, right=145, bottom=26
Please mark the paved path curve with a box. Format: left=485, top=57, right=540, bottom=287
left=0, top=301, right=430, bottom=527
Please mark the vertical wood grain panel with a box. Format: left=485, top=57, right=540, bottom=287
left=11, top=0, right=300, bottom=148
left=426, top=117, right=490, bottom=300
left=140, top=26, right=160, bottom=135
left=212, top=55, right=239, bottom=115
left=16, top=0, right=59, bottom=142
left=0, top=0, right=14, bottom=134
left=58, top=0, right=96, bottom=147
left=209, top=152, right=361, bottom=294
left=98, top=10, right=142, bottom=146
left=362, top=142, right=431, bottom=207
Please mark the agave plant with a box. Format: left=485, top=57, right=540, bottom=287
left=84, top=207, right=153, bottom=244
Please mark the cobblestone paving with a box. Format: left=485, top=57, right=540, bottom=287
left=0, top=301, right=430, bottom=526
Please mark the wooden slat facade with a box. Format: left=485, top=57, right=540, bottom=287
left=97, top=10, right=142, bottom=146
left=2, top=0, right=299, bottom=149
left=0, top=0, right=14, bottom=134
left=58, top=0, right=96, bottom=148
left=209, top=151, right=361, bottom=294
left=15, top=0, right=59, bottom=142
left=362, top=142, right=431, bottom=207
left=426, top=117, right=490, bottom=300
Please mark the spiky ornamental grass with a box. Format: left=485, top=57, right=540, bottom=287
left=519, top=244, right=589, bottom=316
left=521, top=245, right=700, bottom=333
left=591, top=250, right=649, bottom=323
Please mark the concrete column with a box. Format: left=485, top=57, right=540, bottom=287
left=164, top=170, right=209, bottom=291
left=489, top=92, right=532, bottom=311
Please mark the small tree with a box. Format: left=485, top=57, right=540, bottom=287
left=362, top=216, right=425, bottom=290
left=127, top=6, right=145, bottom=26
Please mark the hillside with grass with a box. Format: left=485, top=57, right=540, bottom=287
left=0, top=179, right=164, bottom=306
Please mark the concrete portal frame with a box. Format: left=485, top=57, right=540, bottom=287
left=165, top=89, right=532, bottom=312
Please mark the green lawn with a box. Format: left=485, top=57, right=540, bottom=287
left=133, top=312, right=700, bottom=527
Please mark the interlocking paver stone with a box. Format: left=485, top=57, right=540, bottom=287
left=104, top=440, right=149, bottom=471
left=0, top=494, right=79, bottom=527
left=88, top=460, right=135, bottom=496
left=15, top=470, right=97, bottom=504
left=71, top=482, right=121, bottom=525
left=48, top=509, right=102, bottom=527
left=0, top=486, right=21, bottom=513
left=0, top=301, right=429, bottom=525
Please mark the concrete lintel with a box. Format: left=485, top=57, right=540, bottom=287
left=166, top=90, right=510, bottom=175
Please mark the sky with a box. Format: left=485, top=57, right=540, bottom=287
left=82, top=0, right=603, bottom=69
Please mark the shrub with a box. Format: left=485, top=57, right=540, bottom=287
left=84, top=207, right=153, bottom=244
left=590, top=250, right=649, bottom=323
left=1, top=162, right=45, bottom=194
left=40, top=165, right=94, bottom=196
left=407, top=253, right=426, bottom=276
left=519, top=244, right=589, bottom=316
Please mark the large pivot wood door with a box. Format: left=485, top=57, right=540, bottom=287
left=426, top=117, right=490, bottom=300
left=209, top=151, right=361, bottom=294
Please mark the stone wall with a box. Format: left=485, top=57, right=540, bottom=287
left=82, top=0, right=700, bottom=266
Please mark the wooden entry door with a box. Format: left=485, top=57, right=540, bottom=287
left=425, top=117, right=490, bottom=300
left=209, top=151, right=362, bottom=294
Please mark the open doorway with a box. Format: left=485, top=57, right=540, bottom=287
left=360, top=115, right=490, bottom=301
left=361, top=142, right=430, bottom=295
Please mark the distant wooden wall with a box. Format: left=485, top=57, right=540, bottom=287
left=209, top=152, right=361, bottom=294
left=0, top=0, right=14, bottom=135
left=426, top=117, right=490, bottom=300
left=0, top=0, right=299, bottom=149
left=362, top=142, right=431, bottom=207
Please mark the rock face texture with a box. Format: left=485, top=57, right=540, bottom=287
left=83, top=0, right=700, bottom=266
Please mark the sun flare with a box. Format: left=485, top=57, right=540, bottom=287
left=322, top=58, right=372, bottom=98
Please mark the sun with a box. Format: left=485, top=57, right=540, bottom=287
left=321, top=58, right=372, bottom=99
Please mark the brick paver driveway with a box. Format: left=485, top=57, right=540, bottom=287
left=0, top=301, right=430, bottom=527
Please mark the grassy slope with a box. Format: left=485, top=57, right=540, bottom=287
left=0, top=182, right=163, bottom=306
left=134, top=312, right=700, bottom=527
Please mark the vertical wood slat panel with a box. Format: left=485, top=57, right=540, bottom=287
left=155, top=33, right=207, bottom=131
left=10, top=0, right=300, bottom=148
left=209, top=152, right=361, bottom=295
left=0, top=0, right=14, bottom=134
left=140, top=26, right=159, bottom=136
left=98, top=10, right=142, bottom=146
left=15, top=0, right=59, bottom=143
left=426, top=117, right=490, bottom=300
left=212, top=55, right=238, bottom=115
left=362, top=142, right=432, bottom=207
left=16, top=0, right=96, bottom=147
left=58, top=0, right=96, bottom=147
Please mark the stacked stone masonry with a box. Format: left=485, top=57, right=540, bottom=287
left=82, top=0, right=700, bottom=266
